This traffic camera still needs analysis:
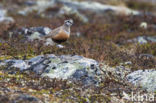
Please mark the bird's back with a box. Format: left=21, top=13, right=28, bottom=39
left=44, top=26, right=62, bottom=39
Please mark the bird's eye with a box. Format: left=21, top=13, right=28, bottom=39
left=67, top=21, right=70, bottom=24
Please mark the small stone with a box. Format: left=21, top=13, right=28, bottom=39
left=127, top=69, right=156, bottom=92
left=137, top=36, right=147, bottom=44
left=56, top=44, right=64, bottom=48
left=140, top=22, right=147, bottom=29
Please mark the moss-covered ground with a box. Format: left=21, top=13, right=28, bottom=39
left=0, top=0, right=156, bottom=102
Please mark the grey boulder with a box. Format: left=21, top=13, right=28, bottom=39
left=0, top=54, right=104, bottom=86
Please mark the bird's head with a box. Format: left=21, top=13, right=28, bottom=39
left=64, top=19, right=73, bottom=27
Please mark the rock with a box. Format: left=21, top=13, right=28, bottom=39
left=13, top=94, right=42, bottom=103
left=0, top=95, right=10, bottom=103
left=58, top=6, right=88, bottom=23
left=139, top=22, right=156, bottom=30
left=56, top=44, right=64, bottom=48
left=139, top=54, right=154, bottom=59
left=140, top=22, right=147, bottom=29
left=28, top=32, right=42, bottom=41
left=0, top=54, right=104, bottom=86
left=23, top=1, right=36, bottom=6
left=146, top=36, right=156, bottom=42
left=18, top=0, right=88, bottom=23
left=0, top=6, right=14, bottom=24
left=17, top=0, right=139, bottom=23
left=44, top=38, right=55, bottom=46
left=5, top=59, right=30, bottom=70
left=127, top=69, right=156, bottom=92
left=18, top=0, right=56, bottom=16
left=127, top=36, right=156, bottom=44
left=20, top=26, right=52, bottom=37
left=0, top=86, right=43, bottom=103
left=12, top=26, right=52, bottom=44
left=137, top=36, right=148, bottom=44
left=0, top=39, right=5, bottom=43
left=59, top=0, right=139, bottom=15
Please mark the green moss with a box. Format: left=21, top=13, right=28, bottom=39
left=0, top=42, right=2, bottom=46
left=49, top=58, right=61, bottom=64
left=34, top=89, right=50, bottom=94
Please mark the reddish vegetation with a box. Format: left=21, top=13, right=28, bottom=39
left=0, top=13, right=156, bottom=70
left=0, top=0, right=156, bottom=102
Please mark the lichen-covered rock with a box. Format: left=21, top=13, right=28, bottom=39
left=0, top=87, right=43, bottom=103
left=127, top=36, right=156, bottom=44
left=12, top=94, right=43, bottom=103
left=0, top=54, right=104, bottom=86
left=13, top=26, right=51, bottom=39
left=127, top=69, right=156, bottom=92
left=11, top=26, right=53, bottom=45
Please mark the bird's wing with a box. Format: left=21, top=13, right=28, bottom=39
left=44, top=26, right=62, bottom=39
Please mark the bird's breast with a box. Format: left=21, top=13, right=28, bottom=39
left=52, top=30, right=70, bottom=43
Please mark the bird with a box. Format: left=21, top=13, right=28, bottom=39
left=43, top=19, right=73, bottom=44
